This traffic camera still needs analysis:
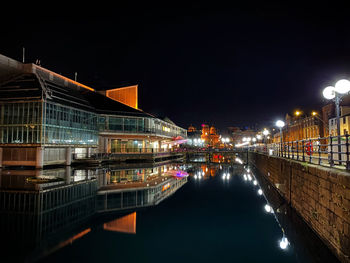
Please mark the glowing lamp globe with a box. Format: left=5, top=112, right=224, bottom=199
left=263, top=129, right=269, bottom=136
left=335, top=79, right=350, bottom=94
left=276, top=120, right=285, bottom=128
left=323, top=86, right=335, bottom=100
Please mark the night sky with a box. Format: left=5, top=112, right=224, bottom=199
left=2, top=2, right=350, bottom=131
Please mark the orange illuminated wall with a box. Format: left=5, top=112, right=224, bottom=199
left=103, top=212, right=136, bottom=234
left=105, top=85, right=138, bottom=109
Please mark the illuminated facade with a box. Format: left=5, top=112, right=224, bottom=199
left=201, top=124, right=220, bottom=147
left=188, top=125, right=196, bottom=133
left=0, top=54, right=186, bottom=168
left=99, top=85, right=138, bottom=109
left=274, top=113, right=324, bottom=143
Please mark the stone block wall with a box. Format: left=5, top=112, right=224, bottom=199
left=249, top=152, right=350, bottom=263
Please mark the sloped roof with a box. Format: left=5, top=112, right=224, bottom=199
left=81, top=89, right=153, bottom=117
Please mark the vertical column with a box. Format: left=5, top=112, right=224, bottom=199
left=108, top=139, right=112, bottom=153
left=158, top=140, right=162, bottom=152
left=66, top=147, right=72, bottom=166
left=36, top=147, right=44, bottom=169
left=103, top=138, right=108, bottom=153
left=0, top=147, right=2, bottom=168
left=105, top=138, right=111, bottom=153
left=87, top=147, right=92, bottom=158
left=65, top=166, right=72, bottom=184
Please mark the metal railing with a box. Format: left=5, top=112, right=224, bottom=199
left=100, top=127, right=187, bottom=138
left=253, top=135, right=350, bottom=170
left=89, top=148, right=175, bottom=160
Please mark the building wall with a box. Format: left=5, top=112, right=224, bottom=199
left=323, top=104, right=335, bottom=137
left=279, top=115, right=323, bottom=143
left=105, top=85, right=138, bottom=109
left=329, top=116, right=350, bottom=136
left=250, top=152, right=350, bottom=263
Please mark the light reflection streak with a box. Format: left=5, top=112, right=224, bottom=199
left=243, top=165, right=290, bottom=251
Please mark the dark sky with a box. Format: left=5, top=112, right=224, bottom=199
left=2, top=2, right=350, bottom=130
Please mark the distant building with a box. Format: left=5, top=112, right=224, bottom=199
left=201, top=124, right=220, bottom=147
left=187, top=125, right=197, bottom=134
left=322, top=103, right=335, bottom=137
left=228, top=126, right=256, bottom=144
left=275, top=111, right=324, bottom=143
left=328, top=106, right=350, bottom=136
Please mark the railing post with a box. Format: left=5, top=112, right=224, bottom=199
left=302, top=140, right=305, bottom=162
left=296, top=140, right=299, bottom=161
left=318, top=138, right=321, bottom=165
left=281, top=141, right=284, bottom=157
left=309, top=138, right=312, bottom=163
left=346, top=134, right=350, bottom=170
left=291, top=141, right=294, bottom=160
left=287, top=142, right=290, bottom=159
left=329, top=135, right=334, bottom=167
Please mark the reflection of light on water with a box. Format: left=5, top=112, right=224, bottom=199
left=247, top=174, right=252, bottom=181
left=103, top=212, right=137, bottom=234
left=242, top=165, right=292, bottom=252
left=222, top=173, right=230, bottom=180
left=279, top=237, right=289, bottom=250
left=235, top=157, right=243, bottom=164
left=264, top=204, right=274, bottom=214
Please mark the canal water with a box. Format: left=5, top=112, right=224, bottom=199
left=0, top=162, right=339, bottom=263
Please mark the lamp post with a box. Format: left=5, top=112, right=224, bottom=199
left=323, top=79, right=350, bottom=164
left=276, top=120, right=285, bottom=156
left=263, top=129, right=269, bottom=153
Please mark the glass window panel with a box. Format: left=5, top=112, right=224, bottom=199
left=124, top=118, right=136, bottom=132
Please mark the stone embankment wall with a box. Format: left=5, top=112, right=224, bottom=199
left=249, top=152, right=350, bottom=263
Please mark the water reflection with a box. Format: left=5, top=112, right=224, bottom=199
left=241, top=165, right=339, bottom=262
left=0, top=162, right=188, bottom=263
left=103, top=212, right=137, bottom=234
left=0, top=162, right=340, bottom=263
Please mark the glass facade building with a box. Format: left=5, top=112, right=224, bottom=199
left=0, top=101, right=42, bottom=144
left=98, top=115, right=186, bottom=138
left=44, top=102, right=98, bottom=145
left=0, top=54, right=187, bottom=167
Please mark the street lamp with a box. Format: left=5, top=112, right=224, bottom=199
left=322, top=79, right=350, bottom=164
left=276, top=120, right=285, bottom=156
left=263, top=129, right=269, bottom=136
left=295, top=110, right=302, bottom=117
left=311, top=111, right=327, bottom=128
left=262, top=128, right=270, bottom=152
